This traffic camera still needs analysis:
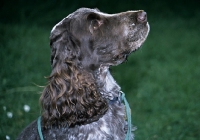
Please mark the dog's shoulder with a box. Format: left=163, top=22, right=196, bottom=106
left=16, top=120, right=39, bottom=140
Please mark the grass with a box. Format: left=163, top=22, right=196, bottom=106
left=0, top=24, right=51, bottom=139
left=112, top=17, right=200, bottom=139
left=0, top=16, right=200, bottom=140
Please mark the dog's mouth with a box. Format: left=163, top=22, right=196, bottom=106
left=107, top=51, right=129, bottom=66
left=109, top=22, right=149, bottom=67
left=127, top=22, right=150, bottom=51
left=125, top=11, right=150, bottom=53
left=98, top=11, right=150, bottom=68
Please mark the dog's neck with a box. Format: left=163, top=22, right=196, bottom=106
left=94, top=65, right=121, bottom=100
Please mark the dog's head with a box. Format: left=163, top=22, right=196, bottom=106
left=50, top=8, right=149, bottom=69
left=41, top=8, right=149, bottom=127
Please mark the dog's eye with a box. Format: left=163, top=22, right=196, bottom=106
left=87, top=13, right=100, bottom=21
left=87, top=13, right=103, bottom=31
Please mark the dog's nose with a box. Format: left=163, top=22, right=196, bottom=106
left=137, top=11, right=147, bottom=23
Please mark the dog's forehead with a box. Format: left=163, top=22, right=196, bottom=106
left=50, top=8, right=94, bottom=34
left=69, top=8, right=141, bottom=19
left=67, top=8, right=114, bottom=18
left=68, top=8, right=98, bottom=17
left=76, top=8, right=99, bottom=13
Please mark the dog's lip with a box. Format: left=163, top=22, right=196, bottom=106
left=107, top=51, right=130, bottom=66
left=128, top=22, right=150, bottom=51
left=110, top=22, right=150, bottom=66
left=116, top=51, right=130, bottom=60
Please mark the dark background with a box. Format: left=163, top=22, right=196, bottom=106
left=1, top=0, right=199, bottom=25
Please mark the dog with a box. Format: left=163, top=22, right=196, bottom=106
left=17, top=8, right=149, bottom=140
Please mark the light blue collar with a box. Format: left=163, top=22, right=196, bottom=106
left=37, top=91, right=132, bottom=140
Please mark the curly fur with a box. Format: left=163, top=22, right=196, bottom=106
left=40, top=62, right=108, bottom=127
left=17, top=8, right=150, bottom=140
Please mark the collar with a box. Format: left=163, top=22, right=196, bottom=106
left=109, top=96, right=119, bottom=105
left=37, top=91, right=132, bottom=140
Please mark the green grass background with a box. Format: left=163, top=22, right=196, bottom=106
left=0, top=0, right=200, bottom=139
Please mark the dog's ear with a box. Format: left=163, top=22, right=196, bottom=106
left=40, top=19, right=108, bottom=127
left=49, top=18, right=81, bottom=68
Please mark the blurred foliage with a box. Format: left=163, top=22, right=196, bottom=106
left=0, top=0, right=200, bottom=139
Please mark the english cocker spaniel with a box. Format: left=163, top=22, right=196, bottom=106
left=17, top=8, right=150, bottom=140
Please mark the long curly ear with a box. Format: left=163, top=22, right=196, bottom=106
left=40, top=19, right=108, bottom=127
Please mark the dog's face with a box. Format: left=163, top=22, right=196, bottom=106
left=50, top=8, right=149, bottom=70
left=42, top=8, right=150, bottom=127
